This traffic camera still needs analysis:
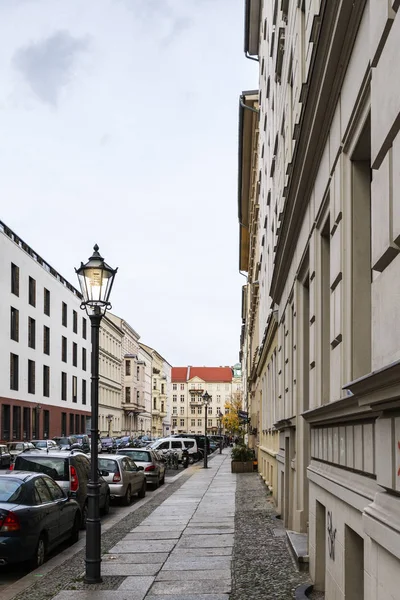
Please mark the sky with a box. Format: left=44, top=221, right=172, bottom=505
left=0, top=0, right=257, bottom=367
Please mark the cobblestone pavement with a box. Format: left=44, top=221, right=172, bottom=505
left=231, top=473, right=310, bottom=600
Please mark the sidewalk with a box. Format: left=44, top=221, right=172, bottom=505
left=5, top=450, right=310, bottom=600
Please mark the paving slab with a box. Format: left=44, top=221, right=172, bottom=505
left=117, top=576, right=155, bottom=592
left=162, top=556, right=231, bottom=570
left=103, top=553, right=169, bottom=564
left=146, top=595, right=229, bottom=600
left=170, top=547, right=232, bottom=557
left=109, top=540, right=176, bottom=553
left=101, top=562, right=162, bottom=576
left=183, top=527, right=234, bottom=535
left=124, top=531, right=181, bottom=540
left=156, top=569, right=231, bottom=581
left=133, top=526, right=186, bottom=533
left=176, top=534, right=234, bottom=548
left=52, top=592, right=144, bottom=600
left=149, top=580, right=231, bottom=595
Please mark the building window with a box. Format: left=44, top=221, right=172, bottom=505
left=225, top=384, right=229, bottom=391
left=191, top=419, right=195, bottom=426
left=62, top=336, right=67, bottom=362
left=208, top=419, right=212, bottom=426
left=173, top=407, right=177, bottom=415
left=72, top=342, right=77, bottom=367
left=43, top=365, right=50, bottom=397
left=191, top=384, right=195, bottom=389
left=125, top=387, right=131, bottom=403
left=43, top=325, right=50, bottom=355
left=180, top=383, right=184, bottom=390
left=180, top=395, right=185, bottom=402
left=216, top=395, right=221, bottom=403
left=10, top=307, right=19, bottom=342
left=28, top=277, right=36, bottom=307
left=27, top=317, right=36, bottom=349
left=173, top=383, right=177, bottom=390
left=172, top=418, right=177, bottom=427
left=72, top=376, right=77, bottom=403
left=44, top=288, right=50, bottom=316
left=180, top=419, right=185, bottom=427
left=137, top=390, right=140, bottom=403
left=161, top=401, right=164, bottom=412
left=73, top=310, right=78, bottom=333
left=28, top=360, right=35, bottom=394
left=82, top=379, right=87, bottom=405
left=153, top=378, right=157, bottom=390
left=197, top=406, right=202, bottom=414
left=11, top=263, right=19, bottom=296
left=180, top=406, right=184, bottom=415
left=136, top=366, right=140, bottom=380
left=191, top=407, right=195, bottom=415
left=153, top=398, right=157, bottom=410
left=61, top=412, right=67, bottom=436
left=197, top=419, right=202, bottom=426
left=125, top=360, right=131, bottom=376
left=173, top=395, right=177, bottom=402
left=161, top=383, right=165, bottom=394
left=61, top=372, right=67, bottom=401
left=62, top=302, right=67, bottom=327
left=10, top=353, right=19, bottom=390
left=216, top=385, right=220, bottom=391
left=82, top=317, right=87, bottom=340
left=69, top=414, right=74, bottom=434
left=44, top=410, right=50, bottom=438
left=208, top=407, right=212, bottom=415
left=82, top=347, right=87, bottom=371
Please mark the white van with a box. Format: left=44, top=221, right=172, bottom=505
left=149, top=437, right=198, bottom=462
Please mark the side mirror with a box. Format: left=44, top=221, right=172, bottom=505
left=70, top=443, right=81, bottom=450
left=137, top=466, right=144, bottom=471
left=99, top=469, right=109, bottom=477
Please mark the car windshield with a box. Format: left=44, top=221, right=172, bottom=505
left=32, top=441, right=47, bottom=449
left=0, top=479, right=24, bottom=502
left=8, top=443, right=23, bottom=451
left=101, top=438, right=112, bottom=443
left=98, top=458, right=118, bottom=473
left=15, top=456, right=69, bottom=481
left=120, top=450, right=150, bottom=462
left=54, top=438, right=70, bottom=445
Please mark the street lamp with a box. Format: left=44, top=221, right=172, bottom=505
left=202, top=392, right=211, bottom=469
left=76, top=244, right=117, bottom=584
left=218, top=409, right=223, bottom=454
left=106, top=414, right=113, bottom=436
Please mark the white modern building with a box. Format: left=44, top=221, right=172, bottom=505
left=0, top=220, right=91, bottom=441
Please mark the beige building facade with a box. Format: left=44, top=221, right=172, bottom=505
left=98, top=316, right=123, bottom=437
left=239, top=0, right=400, bottom=597
left=140, top=343, right=171, bottom=437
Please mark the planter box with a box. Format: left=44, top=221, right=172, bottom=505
left=231, top=460, right=254, bottom=473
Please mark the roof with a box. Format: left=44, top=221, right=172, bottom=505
left=172, top=367, right=233, bottom=383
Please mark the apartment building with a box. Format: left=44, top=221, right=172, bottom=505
left=170, top=366, right=239, bottom=435
left=98, top=316, right=123, bottom=437
left=0, top=221, right=91, bottom=441
left=240, top=0, right=400, bottom=597
left=140, top=343, right=171, bottom=437
left=137, top=344, right=152, bottom=436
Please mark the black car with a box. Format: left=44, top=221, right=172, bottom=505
left=13, top=450, right=110, bottom=528
left=53, top=436, right=80, bottom=451
left=0, top=472, right=80, bottom=568
left=73, top=435, right=90, bottom=453
left=0, top=446, right=12, bottom=469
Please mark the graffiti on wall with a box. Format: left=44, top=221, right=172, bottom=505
left=327, top=511, right=337, bottom=560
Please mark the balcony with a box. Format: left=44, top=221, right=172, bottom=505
left=122, top=401, right=146, bottom=414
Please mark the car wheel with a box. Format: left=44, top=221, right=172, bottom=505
left=70, top=514, right=80, bottom=544
left=30, top=534, right=46, bottom=569
left=160, top=472, right=165, bottom=485
left=123, top=485, right=132, bottom=506
left=153, top=476, right=160, bottom=489
left=138, top=480, right=146, bottom=498
left=81, top=501, right=88, bottom=530
left=189, top=455, right=194, bottom=465
left=102, top=492, right=110, bottom=516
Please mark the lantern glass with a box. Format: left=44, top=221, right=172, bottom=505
left=76, top=245, right=117, bottom=314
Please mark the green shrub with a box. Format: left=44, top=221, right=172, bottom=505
left=231, top=445, right=254, bottom=462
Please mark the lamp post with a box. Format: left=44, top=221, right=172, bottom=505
left=35, top=404, right=42, bottom=439
left=106, top=414, right=113, bottom=437
left=218, top=409, right=223, bottom=454
left=76, top=244, right=117, bottom=584
left=202, top=392, right=211, bottom=469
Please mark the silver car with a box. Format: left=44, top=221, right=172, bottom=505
left=97, top=454, right=146, bottom=505
left=7, top=441, right=35, bottom=462
left=117, top=448, right=166, bottom=488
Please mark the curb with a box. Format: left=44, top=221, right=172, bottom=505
left=295, top=583, right=314, bottom=599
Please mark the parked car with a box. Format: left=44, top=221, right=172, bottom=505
left=0, top=446, right=12, bottom=469
left=171, top=433, right=210, bottom=455
left=7, top=442, right=35, bottom=463
left=115, top=436, right=133, bottom=449
left=30, top=440, right=59, bottom=451
left=100, top=437, right=117, bottom=453
left=117, top=448, right=166, bottom=488
left=0, top=472, right=81, bottom=568
left=12, top=450, right=110, bottom=528
left=149, top=438, right=199, bottom=462
left=97, top=454, right=146, bottom=505
left=52, top=436, right=80, bottom=451
left=73, top=435, right=90, bottom=453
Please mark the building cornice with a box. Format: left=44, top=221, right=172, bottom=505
left=256, top=310, right=278, bottom=377
left=343, top=360, right=400, bottom=411
left=302, top=395, right=380, bottom=426
left=270, top=0, right=367, bottom=302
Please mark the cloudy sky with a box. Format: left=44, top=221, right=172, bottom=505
left=0, top=0, right=257, bottom=366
